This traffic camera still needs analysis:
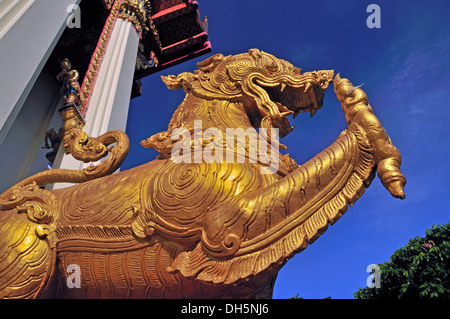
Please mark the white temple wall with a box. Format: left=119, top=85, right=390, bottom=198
left=0, top=0, right=81, bottom=192
left=0, top=0, right=81, bottom=144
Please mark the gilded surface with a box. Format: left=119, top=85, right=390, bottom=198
left=0, top=49, right=405, bottom=298
left=56, top=58, right=82, bottom=112
left=118, top=0, right=151, bottom=35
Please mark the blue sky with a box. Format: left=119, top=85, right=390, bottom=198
left=122, top=0, right=450, bottom=298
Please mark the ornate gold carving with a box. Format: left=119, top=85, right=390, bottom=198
left=0, top=49, right=405, bottom=298
left=80, top=0, right=122, bottom=113
left=0, top=182, right=58, bottom=227
left=0, top=182, right=58, bottom=298
left=334, top=74, right=406, bottom=199
left=58, top=103, right=85, bottom=152
left=4, top=124, right=130, bottom=191
left=118, top=0, right=150, bottom=35
left=6, top=55, right=130, bottom=193
left=147, top=12, right=161, bottom=49
left=102, top=0, right=115, bottom=10
left=64, top=128, right=130, bottom=178
left=56, top=58, right=82, bottom=112
left=51, top=56, right=129, bottom=193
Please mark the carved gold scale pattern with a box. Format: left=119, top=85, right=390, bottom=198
left=0, top=49, right=405, bottom=299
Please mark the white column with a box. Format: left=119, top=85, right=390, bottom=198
left=84, top=18, right=139, bottom=136
left=50, top=17, right=140, bottom=190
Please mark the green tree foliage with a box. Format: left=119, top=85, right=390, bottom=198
left=354, top=223, right=450, bottom=299
left=289, top=293, right=331, bottom=299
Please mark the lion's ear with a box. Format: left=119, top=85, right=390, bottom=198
left=161, top=75, right=182, bottom=90
left=196, top=53, right=226, bottom=72
left=161, top=72, right=195, bottom=91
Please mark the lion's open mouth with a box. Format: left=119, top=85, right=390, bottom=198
left=256, top=71, right=334, bottom=120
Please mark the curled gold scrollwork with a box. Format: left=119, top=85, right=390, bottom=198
left=0, top=182, right=58, bottom=225
left=67, top=128, right=130, bottom=179
left=6, top=127, right=130, bottom=190
left=33, top=57, right=132, bottom=188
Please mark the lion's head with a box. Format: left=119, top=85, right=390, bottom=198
left=161, top=48, right=334, bottom=138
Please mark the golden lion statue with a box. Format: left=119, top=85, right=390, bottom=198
left=0, top=49, right=405, bottom=299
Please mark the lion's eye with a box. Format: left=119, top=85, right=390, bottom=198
left=266, top=63, right=278, bottom=73
left=262, top=57, right=279, bottom=73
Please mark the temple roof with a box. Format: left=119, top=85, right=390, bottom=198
left=46, top=0, right=211, bottom=99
